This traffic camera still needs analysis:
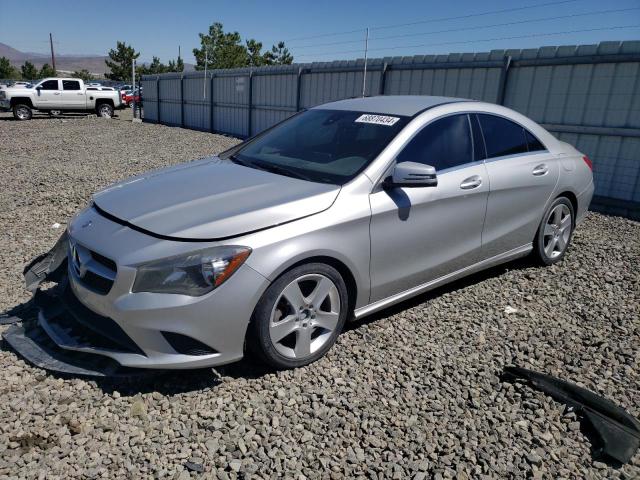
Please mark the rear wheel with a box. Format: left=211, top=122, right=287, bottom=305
left=533, top=197, right=574, bottom=265
left=96, top=103, right=114, bottom=118
left=12, top=104, right=32, bottom=121
left=247, top=263, right=348, bottom=369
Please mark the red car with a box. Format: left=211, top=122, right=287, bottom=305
left=122, top=90, right=141, bottom=106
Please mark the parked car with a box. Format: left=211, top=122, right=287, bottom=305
left=123, top=89, right=141, bottom=106
left=0, top=78, right=124, bottom=120
left=15, top=96, right=594, bottom=373
left=122, top=90, right=140, bottom=107
left=10, top=81, right=33, bottom=88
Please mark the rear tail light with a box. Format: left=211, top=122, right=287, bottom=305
left=582, top=155, right=593, bottom=170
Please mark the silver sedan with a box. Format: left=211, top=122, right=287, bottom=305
left=14, top=95, right=594, bottom=372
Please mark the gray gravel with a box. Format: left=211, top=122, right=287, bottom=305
left=0, top=112, right=639, bottom=479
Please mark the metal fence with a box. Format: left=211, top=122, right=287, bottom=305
left=141, top=41, right=640, bottom=219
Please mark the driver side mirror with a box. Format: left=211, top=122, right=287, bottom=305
left=383, top=161, right=438, bottom=188
left=36, top=86, right=42, bottom=95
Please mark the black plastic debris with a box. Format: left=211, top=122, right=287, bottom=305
left=184, top=461, right=205, bottom=473
left=503, top=366, right=640, bottom=465
left=24, top=231, right=68, bottom=292
left=0, top=315, right=21, bottom=326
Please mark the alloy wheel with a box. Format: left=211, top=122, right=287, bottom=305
left=269, top=273, right=341, bottom=360
left=16, top=107, right=30, bottom=120
left=543, top=204, right=572, bottom=259
left=99, top=105, right=112, bottom=117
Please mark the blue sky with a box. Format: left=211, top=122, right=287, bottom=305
left=1, top=0, right=639, bottom=63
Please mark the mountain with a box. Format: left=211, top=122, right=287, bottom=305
left=0, top=42, right=109, bottom=76
left=0, top=42, right=195, bottom=77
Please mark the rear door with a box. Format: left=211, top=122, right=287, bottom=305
left=369, top=113, right=489, bottom=301
left=35, top=79, right=62, bottom=108
left=478, top=113, right=559, bottom=257
left=60, top=79, right=85, bottom=108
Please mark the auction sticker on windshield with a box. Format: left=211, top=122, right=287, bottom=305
left=355, top=114, right=400, bottom=126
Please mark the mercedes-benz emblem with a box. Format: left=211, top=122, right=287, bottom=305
left=70, top=241, right=84, bottom=278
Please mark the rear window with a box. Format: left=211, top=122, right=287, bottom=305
left=478, top=114, right=528, bottom=158
left=525, top=129, right=546, bottom=152
left=63, top=80, right=81, bottom=91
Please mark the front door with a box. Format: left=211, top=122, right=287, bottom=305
left=35, top=79, right=62, bottom=108
left=369, top=113, right=489, bottom=302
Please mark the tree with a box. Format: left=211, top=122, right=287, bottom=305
left=21, top=61, right=39, bottom=80
left=167, top=56, right=184, bottom=73
left=265, top=41, right=293, bottom=65
left=193, top=23, right=293, bottom=70
left=246, top=39, right=266, bottom=67
left=73, top=69, right=94, bottom=81
left=39, top=63, right=56, bottom=78
left=193, top=22, right=250, bottom=70
left=0, top=57, right=19, bottom=79
left=105, top=41, right=140, bottom=81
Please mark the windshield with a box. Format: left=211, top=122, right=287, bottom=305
left=225, top=109, right=409, bottom=185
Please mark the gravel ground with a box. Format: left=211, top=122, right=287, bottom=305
left=0, top=111, right=638, bottom=479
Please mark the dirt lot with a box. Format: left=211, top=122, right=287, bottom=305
left=0, top=111, right=639, bottom=479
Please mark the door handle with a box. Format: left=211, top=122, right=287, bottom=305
left=532, top=164, right=549, bottom=176
left=460, top=175, right=482, bottom=190
left=54, top=92, right=61, bottom=95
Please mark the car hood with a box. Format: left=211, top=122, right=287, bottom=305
left=92, top=157, right=340, bottom=240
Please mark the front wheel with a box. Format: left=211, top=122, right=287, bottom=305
left=13, top=104, right=32, bottom=121
left=96, top=103, right=114, bottom=118
left=247, top=263, right=348, bottom=369
left=533, top=197, right=574, bottom=265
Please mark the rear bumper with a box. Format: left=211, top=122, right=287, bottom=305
left=576, top=180, right=595, bottom=225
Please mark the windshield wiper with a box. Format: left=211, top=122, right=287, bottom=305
left=229, top=155, right=313, bottom=182
left=252, top=162, right=312, bottom=181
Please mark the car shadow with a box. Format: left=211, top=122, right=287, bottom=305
left=344, top=255, right=538, bottom=330
left=1, top=255, right=541, bottom=396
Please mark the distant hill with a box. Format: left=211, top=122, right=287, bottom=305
left=0, top=42, right=195, bottom=78
left=1, top=42, right=110, bottom=76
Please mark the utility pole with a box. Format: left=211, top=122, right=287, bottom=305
left=203, top=48, right=208, bottom=100
left=362, top=27, right=369, bottom=97
left=132, top=59, right=136, bottom=118
left=49, top=33, right=56, bottom=72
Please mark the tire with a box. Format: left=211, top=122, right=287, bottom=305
left=96, top=103, right=114, bottom=118
left=247, top=263, right=349, bottom=369
left=533, top=196, right=575, bottom=265
left=12, top=104, right=32, bottom=121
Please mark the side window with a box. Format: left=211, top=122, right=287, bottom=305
left=525, top=129, right=545, bottom=152
left=40, top=80, right=59, bottom=90
left=63, top=80, right=81, bottom=91
left=396, top=114, right=473, bottom=172
left=478, top=114, right=528, bottom=158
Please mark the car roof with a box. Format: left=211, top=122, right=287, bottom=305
left=312, top=95, right=470, bottom=117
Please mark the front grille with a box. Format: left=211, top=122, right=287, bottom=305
left=161, top=331, right=218, bottom=356
left=55, top=285, right=145, bottom=356
left=69, top=239, right=116, bottom=295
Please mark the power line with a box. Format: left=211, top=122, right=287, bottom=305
left=373, top=0, right=583, bottom=31
left=288, top=6, right=640, bottom=50
left=294, top=24, right=640, bottom=58
left=274, top=0, right=584, bottom=44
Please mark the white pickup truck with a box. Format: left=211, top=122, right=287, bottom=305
left=0, top=77, right=124, bottom=120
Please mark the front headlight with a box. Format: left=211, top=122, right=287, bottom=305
left=132, top=246, right=251, bottom=296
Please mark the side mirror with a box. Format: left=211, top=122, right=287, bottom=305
left=36, top=86, right=42, bottom=95
left=383, top=161, right=438, bottom=188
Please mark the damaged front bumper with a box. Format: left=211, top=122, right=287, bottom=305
left=3, top=232, right=144, bottom=376
left=4, top=219, right=266, bottom=376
